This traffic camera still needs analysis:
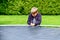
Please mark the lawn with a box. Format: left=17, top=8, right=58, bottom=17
left=0, top=15, right=60, bottom=25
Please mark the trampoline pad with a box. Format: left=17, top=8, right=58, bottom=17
left=0, top=26, right=60, bottom=40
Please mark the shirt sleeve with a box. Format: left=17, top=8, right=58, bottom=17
left=35, top=14, right=42, bottom=25
left=27, top=14, right=31, bottom=25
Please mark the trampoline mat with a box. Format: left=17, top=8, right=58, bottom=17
left=0, top=26, right=60, bottom=40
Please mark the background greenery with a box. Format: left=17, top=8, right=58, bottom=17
left=0, top=0, right=60, bottom=15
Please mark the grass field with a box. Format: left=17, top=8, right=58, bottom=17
left=0, top=15, right=60, bottom=25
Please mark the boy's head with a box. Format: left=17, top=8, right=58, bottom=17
left=31, top=7, right=38, bottom=17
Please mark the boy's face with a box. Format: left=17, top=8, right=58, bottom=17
left=32, top=11, right=38, bottom=17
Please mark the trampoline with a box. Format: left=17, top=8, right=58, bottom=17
left=0, top=25, right=60, bottom=40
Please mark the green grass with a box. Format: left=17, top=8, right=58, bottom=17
left=0, top=15, right=60, bottom=25
left=42, top=15, right=60, bottom=25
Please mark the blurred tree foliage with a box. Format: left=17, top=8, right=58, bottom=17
left=0, top=0, right=60, bottom=15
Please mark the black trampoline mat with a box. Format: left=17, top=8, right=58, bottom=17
left=0, top=26, right=60, bottom=40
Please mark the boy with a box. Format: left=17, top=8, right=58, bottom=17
left=27, top=7, right=42, bottom=26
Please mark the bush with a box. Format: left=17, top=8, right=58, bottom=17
left=0, top=0, right=60, bottom=15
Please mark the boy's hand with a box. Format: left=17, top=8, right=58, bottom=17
left=30, top=23, right=35, bottom=26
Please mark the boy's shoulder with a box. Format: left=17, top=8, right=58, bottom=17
left=37, top=13, right=41, bottom=16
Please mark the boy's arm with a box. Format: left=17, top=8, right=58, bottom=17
left=27, top=14, right=31, bottom=25
left=35, top=14, right=42, bottom=25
